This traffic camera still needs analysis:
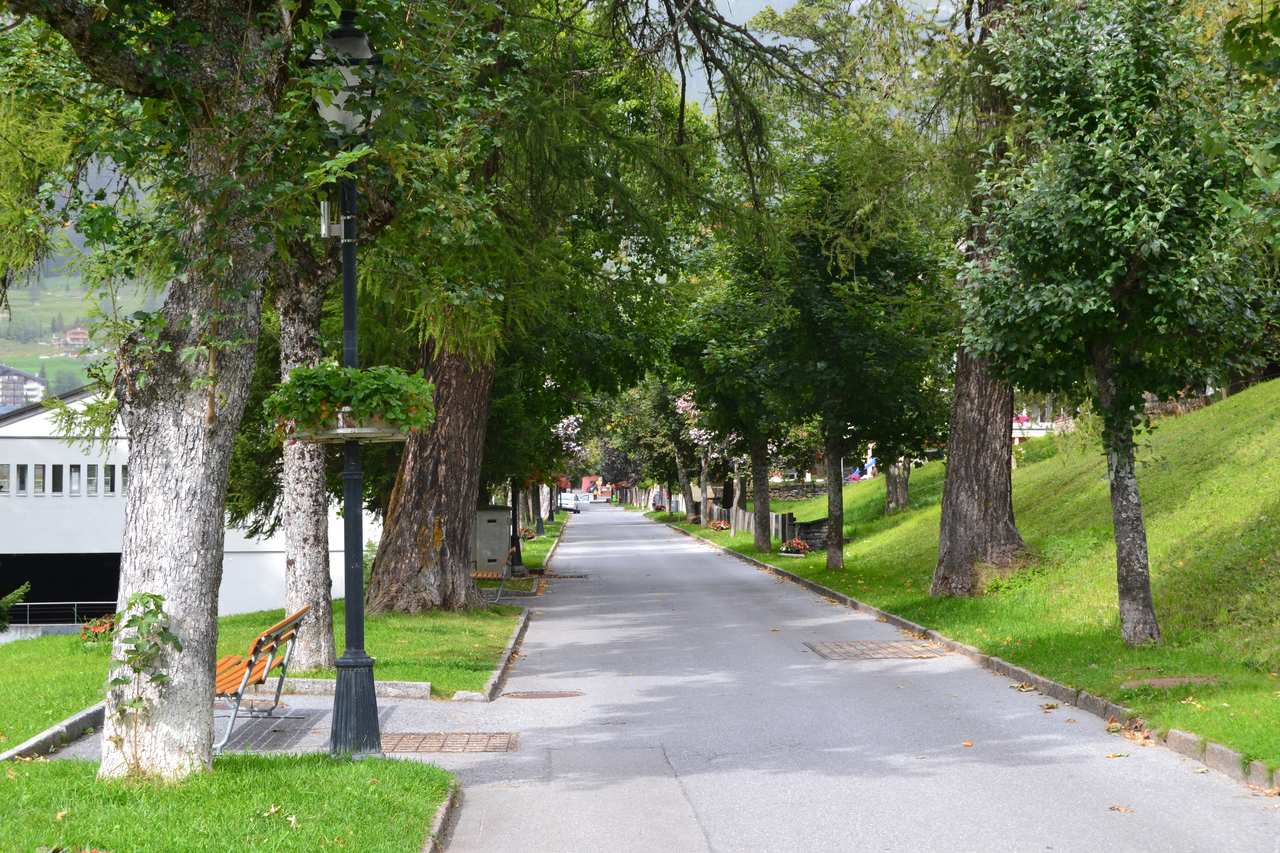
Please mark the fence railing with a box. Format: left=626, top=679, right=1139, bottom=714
left=9, top=601, right=116, bottom=626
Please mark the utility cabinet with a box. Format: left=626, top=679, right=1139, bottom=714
left=474, top=508, right=510, bottom=571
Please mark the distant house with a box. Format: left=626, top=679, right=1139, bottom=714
left=0, top=387, right=377, bottom=623
left=54, top=326, right=91, bottom=354
left=0, top=367, right=46, bottom=409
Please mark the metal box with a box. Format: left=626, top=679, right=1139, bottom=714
left=474, top=508, right=510, bottom=571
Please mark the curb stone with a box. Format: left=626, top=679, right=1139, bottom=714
left=274, top=678, right=433, bottom=699
left=453, top=608, right=530, bottom=702
left=420, top=781, right=460, bottom=853
left=660, top=520, right=1277, bottom=794
left=1, top=702, right=104, bottom=762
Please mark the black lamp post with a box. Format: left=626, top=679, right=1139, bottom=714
left=313, top=8, right=381, bottom=758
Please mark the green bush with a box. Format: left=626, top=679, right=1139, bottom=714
left=264, top=363, right=435, bottom=438
left=0, top=581, right=31, bottom=632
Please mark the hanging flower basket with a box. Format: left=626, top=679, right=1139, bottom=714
left=290, top=407, right=409, bottom=444
left=265, top=363, right=434, bottom=445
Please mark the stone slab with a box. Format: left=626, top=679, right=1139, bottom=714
left=1203, top=741, right=1248, bottom=783
left=1163, top=729, right=1205, bottom=760
left=0, top=702, right=103, bottom=762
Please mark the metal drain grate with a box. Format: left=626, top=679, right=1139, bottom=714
left=503, top=690, right=584, bottom=699
left=545, top=573, right=589, bottom=579
left=804, top=640, right=944, bottom=660
left=381, top=732, right=518, bottom=753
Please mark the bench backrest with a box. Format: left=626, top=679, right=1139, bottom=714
left=245, top=606, right=311, bottom=660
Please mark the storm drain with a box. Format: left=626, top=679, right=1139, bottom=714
left=503, top=690, right=584, bottom=699
left=804, top=641, right=944, bottom=660
left=381, top=732, right=518, bottom=753
left=545, top=573, right=589, bottom=579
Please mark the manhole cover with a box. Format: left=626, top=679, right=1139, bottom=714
left=503, top=690, right=584, bottom=699
left=381, top=732, right=517, bottom=753
left=804, top=641, right=944, bottom=660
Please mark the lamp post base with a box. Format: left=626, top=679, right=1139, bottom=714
left=330, top=651, right=381, bottom=757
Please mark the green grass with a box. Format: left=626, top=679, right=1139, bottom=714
left=1, top=601, right=523, bottom=746
left=520, top=517, right=566, bottom=571
left=0, top=635, right=109, bottom=750
left=652, top=378, right=1280, bottom=766
left=4, top=754, right=451, bottom=852
left=218, top=601, right=522, bottom=696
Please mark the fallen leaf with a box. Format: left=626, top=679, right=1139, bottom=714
left=1040, top=703, right=1059, bottom=712
left=962, top=741, right=973, bottom=748
left=263, top=804, right=281, bottom=818
left=368, top=778, right=380, bottom=785
left=5, top=767, right=15, bottom=780
left=287, top=815, right=299, bottom=829
left=55, top=810, right=68, bottom=822
left=1011, top=682, right=1036, bottom=693
left=1109, top=805, right=1134, bottom=813
left=769, top=627, right=781, bottom=633
left=1105, top=752, right=1130, bottom=759
left=1194, top=768, right=1210, bottom=774
left=1106, top=722, right=1123, bottom=733
left=1065, top=718, right=1078, bottom=724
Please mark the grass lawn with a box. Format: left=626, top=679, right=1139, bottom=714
left=4, top=754, right=451, bottom=852
left=1, top=601, right=523, bottom=746
left=650, top=377, right=1280, bottom=767
left=218, top=601, right=522, bottom=696
left=521, top=517, right=567, bottom=570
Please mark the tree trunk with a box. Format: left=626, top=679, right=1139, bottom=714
left=275, top=256, right=336, bottom=671
left=930, top=0, right=1025, bottom=598
left=699, top=449, right=710, bottom=526
left=532, top=485, right=545, bottom=535
left=548, top=485, right=557, bottom=521
left=734, top=463, right=746, bottom=510
left=885, top=459, right=911, bottom=515
left=676, top=454, right=697, bottom=523
left=1094, top=344, right=1161, bottom=645
left=931, top=350, right=1025, bottom=596
left=824, top=433, right=844, bottom=570
left=367, top=342, right=491, bottom=612
left=750, top=437, right=771, bottom=552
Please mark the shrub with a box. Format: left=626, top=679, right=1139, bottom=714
left=780, top=538, right=811, bottom=555
left=0, top=581, right=30, bottom=632
left=708, top=520, right=731, bottom=531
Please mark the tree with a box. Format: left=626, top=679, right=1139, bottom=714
left=930, top=0, right=1027, bottom=598
left=964, top=0, right=1271, bottom=644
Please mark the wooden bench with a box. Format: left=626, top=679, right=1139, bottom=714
left=213, top=606, right=310, bottom=753
left=472, top=562, right=512, bottom=603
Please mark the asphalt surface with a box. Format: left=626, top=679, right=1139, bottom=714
left=433, top=505, right=1280, bottom=853
left=51, top=504, right=1280, bottom=850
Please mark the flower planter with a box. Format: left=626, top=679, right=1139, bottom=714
left=291, top=408, right=410, bottom=445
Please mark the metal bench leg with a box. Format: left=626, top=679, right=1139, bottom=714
left=214, top=692, right=244, bottom=754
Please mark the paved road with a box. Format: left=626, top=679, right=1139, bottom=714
left=424, top=506, right=1279, bottom=852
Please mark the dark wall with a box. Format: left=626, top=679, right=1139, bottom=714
left=0, top=553, right=120, bottom=623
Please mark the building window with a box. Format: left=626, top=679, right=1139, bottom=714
left=16, top=464, right=27, bottom=495
left=104, top=465, right=115, bottom=494
left=69, top=464, right=81, bottom=496
left=51, top=465, right=63, bottom=495
left=122, top=465, right=129, bottom=493
left=0, top=464, right=8, bottom=495
left=87, top=464, right=98, bottom=496
left=34, top=464, right=45, bottom=495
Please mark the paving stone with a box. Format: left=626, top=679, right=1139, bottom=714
left=1203, top=742, right=1248, bottom=783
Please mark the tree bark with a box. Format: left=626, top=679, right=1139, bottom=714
left=734, top=463, right=746, bottom=510
left=885, top=459, right=911, bottom=515
left=275, top=253, right=336, bottom=671
left=532, top=484, right=545, bottom=535
left=1094, top=344, right=1161, bottom=645
left=699, top=449, right=710, bottom=526
left=931, top=348, right=1024, bottom=596
left=824, top=433, right=844, bottom=570
left=676, top=453, right=697, bottom=523
left=367, top=342, right=491, bottom=612
left=750, top=437, right=771, bottom=552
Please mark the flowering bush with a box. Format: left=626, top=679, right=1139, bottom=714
left=709, top=520, right=730, bottom=531
left=780, top=538, right=811, bottom=555
left=518, top=527, right=537, bottom=540
left=652, top=503, right=666, bottom=512
left=81, top=612, right=116, bottom=648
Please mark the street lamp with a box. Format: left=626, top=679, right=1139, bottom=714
left=313, top=7, right=381, bottom=758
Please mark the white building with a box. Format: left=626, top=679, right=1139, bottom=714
left=0, top=388, right=365, bottom=622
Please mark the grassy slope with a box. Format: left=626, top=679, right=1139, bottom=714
left=654, top=378, right=1280, bottom=765
left=1, top=602, right=522, bottom=746
left=5, top=754, right=451, bottom=852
